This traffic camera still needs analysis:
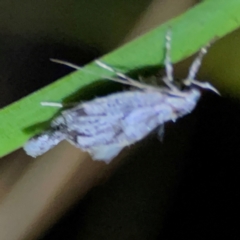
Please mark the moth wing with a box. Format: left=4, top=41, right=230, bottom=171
left=23, top=131, right=66, bottom=157
left=86, top=144, right=124, bottom=163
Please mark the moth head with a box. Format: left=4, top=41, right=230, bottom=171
left=166, top=87, right=201, bottom=117
left=183, top=78, right=220, bottom=95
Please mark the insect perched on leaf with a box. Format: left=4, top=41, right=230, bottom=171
left=23, top=30, right=219, bottom=163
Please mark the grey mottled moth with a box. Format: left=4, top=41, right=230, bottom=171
left=24, top=31, right=219, bottom=163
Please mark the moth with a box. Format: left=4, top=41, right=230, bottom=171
left=23, top=31, right=219, bottom=163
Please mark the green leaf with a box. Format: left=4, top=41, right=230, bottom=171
left=1, top=0, right=240, bottom=157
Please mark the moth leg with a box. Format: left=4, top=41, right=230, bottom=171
left=138, top=75, right=145, bottom=83
left=185, top=43, right=210, bottom=85
left=157, top=124, right=165, bottom=142
left=162, top=30, right=181, bottom=93
left=183, top=43, right=219, bottom=94
left=41, top=102, right=79, bottom=108
left=164, top=29, right=174, bottom=82
left=41, top=102, right=63, bottom=108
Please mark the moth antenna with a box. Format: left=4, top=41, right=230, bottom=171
left=51, top=58, right=149, bottom=89
left=95, top=60, right=142, bottom=85
left=95, top=60, right=154, bottom=89
left=50, top=58, right=82, bottom=70
left=96, top=60, right=187, bottom=93
left=95, top=60, right=131, bottom=81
